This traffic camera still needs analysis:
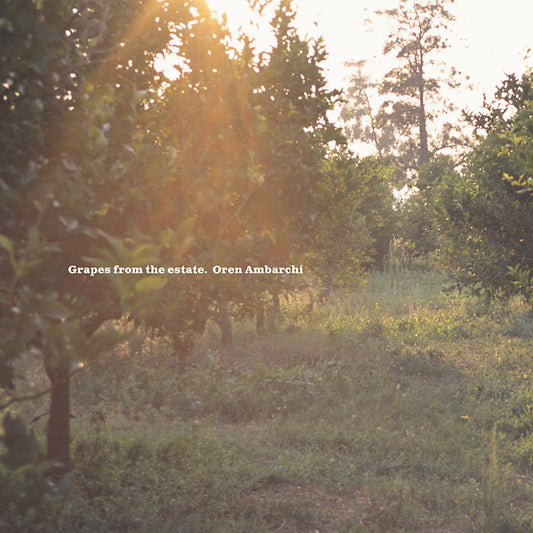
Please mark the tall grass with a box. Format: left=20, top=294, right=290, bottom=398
left=6, top=270, right=533, bottom=531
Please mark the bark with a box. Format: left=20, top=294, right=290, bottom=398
left=256, top=301, right=266, bottom=336
left=306, top=289, right=315, bottom=314
left=417, top=49, right=429, bottom=167
left=418, top=88, right=429, bottom=166
left=217, top=297, right=233, bottom=347
left=45, top=363, right=72, bottom=476
left=272, top=290, right=280, bottom=312
left=44, top=305, right=121, bottom=477
left=267, top=289, right=281, bottom=332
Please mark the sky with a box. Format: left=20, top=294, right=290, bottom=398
left=206, top=0, right=533, bottom=116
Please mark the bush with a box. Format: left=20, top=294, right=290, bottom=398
left=0, top=413, right=64, bottom=532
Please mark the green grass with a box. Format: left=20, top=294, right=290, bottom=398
left=8, top=271, right=533, bottom=531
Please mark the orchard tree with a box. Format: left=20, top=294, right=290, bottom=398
left=246, top=0, right=345, bottom=306
left=434, top=72, right=533, bottom=299
left=148, top=3, right=269, bottom=348
left=153, top=0, right=357, bottom=340
left=398, top=154, right=457, bottom=257
left=310, top=153, right=395, bottom=291
left=469, top=72, right=533, bottom=197
left=342, top=0, right=466, bottom=184
left=0, top=0, right=139, bottom=474
left=0, top=0, right=215, bottom=475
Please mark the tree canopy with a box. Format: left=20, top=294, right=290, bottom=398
left=1, top=0, right=392, bottom=484
left=434, top=72, right=533, bottom=300
left=341, top=0, right=466, bottom=185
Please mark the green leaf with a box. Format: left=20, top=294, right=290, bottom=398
left=0, top=234, right=18, bottom=273
left=0, top=234, right=14, bottom=256
left=134, top=277, right=168, bottom=294
left=92, top=206, right=109, bottom=217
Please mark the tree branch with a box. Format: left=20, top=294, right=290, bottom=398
left=0, top=385, right=52, bottom=412
left=0, top=366, right=85, bottom=411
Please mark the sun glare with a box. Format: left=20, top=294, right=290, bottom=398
left=206, top=0, right=252, bottom=20
left=206, top=0, right=256, bottom=32
left=154, top=0, right=262, bottom=80
left=156, top=0, right=533, bottom=113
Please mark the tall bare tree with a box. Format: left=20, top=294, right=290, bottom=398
left=342, top=0, right=467, bottom=185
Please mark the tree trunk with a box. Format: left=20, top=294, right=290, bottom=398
left=417, top=51, right=429, bottom=167
left=270, top=289, right=281, bottom=330
left=272, top=290, right=280, bottom=312
left=364, top=89, right=384, bottom=159
left=256, top=301, right=266, bottom=336
left=45, top=364, right=72, bottom=476
left=43, top=308, right=121, bottom=477
left=418, top=92, right=429, bottom=167
left=306, top=291, right=315, bottom=314
left=217, top=297, right=233, bottom=347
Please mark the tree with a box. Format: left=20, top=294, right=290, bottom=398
left=434, top=72, right=533, bottom=298
left=146, top=2, right=270, bottom=348
left=398, top=154, right=457, bottom=258
left=0, top=0, right=204, bottom=474
left=342, top=0, right=466, bottom=185
left=155, top=0, right=356, bottom=339
left=310, top=153, right=395, bottom=290
left=341, top=60, right=396, bottom=161
left=0, top=0, right=131, bottom=474
left=245, top=0, right=345, bottom=300
left=0, top=0, right=400, bottom=488
left=469, top=72, right=533, bottom=197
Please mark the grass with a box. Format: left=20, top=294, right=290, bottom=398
left=6, top=270, right=533, bottom=531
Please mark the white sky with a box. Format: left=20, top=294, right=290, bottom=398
left=207, top=0, right=533, bottom=116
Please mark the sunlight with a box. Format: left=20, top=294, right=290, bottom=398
left=203, top=0, right=382, bottom=90
left=158, top=0, right=533, bottom=120
left=155, top=0, right=267, bottom=80
left=206, top=0, right=252, bottom=22
left=154, top=47, right=189, bottom=80
left=206, top=0, right=274, bottom=52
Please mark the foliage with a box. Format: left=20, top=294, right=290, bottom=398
left=151, top=0, right=382, bottom=337
left=341, top=0, right=467, bottom=184
left=310, top=154, right=396, bottom=285
left=0, top=0, right=197, bottom=472
left=1, top=0, right=398, bottom=486
left=398, top=154, right=459, bottom=257
left=147, top=2, right=268, bottom=347
left=247, top=0, right=345, bottom=276
left=496, top=71, right=533, bottom=197
left=0, top=412, right=63, bottom=531
left=434, top=72, right=533, bottom=299
left=341, top=60, right=394, bottom=161
left=508, top=265, right=533, bottom=307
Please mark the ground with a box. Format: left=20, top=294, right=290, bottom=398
left=5, top=271, right=533, bottom=531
